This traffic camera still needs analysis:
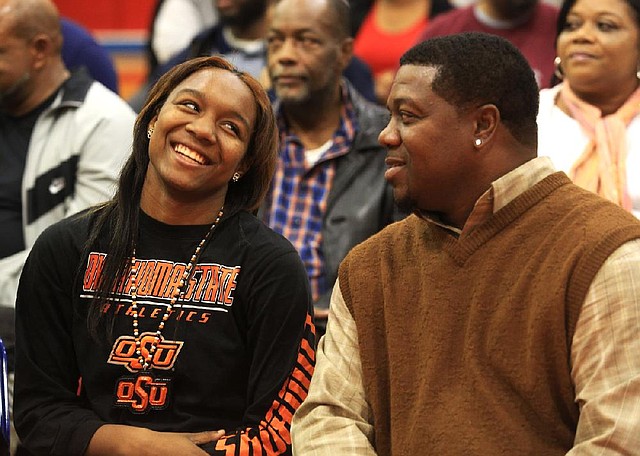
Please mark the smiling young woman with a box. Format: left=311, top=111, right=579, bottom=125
left=13, top=56, right=315, bottom=456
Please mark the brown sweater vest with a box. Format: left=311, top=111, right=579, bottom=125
left=339, top=173, right=640, bottom=456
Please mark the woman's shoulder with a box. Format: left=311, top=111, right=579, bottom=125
left=233, top=211, right=299, bottom=253
left=38, top=208, right=97, bottom=242
left=227, top=211, right=307, bottom=276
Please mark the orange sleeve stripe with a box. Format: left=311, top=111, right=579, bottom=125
left=214, top=311, right=316, bottom=455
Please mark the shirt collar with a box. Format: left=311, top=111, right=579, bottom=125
left=419, top=156, right=557, bottom=237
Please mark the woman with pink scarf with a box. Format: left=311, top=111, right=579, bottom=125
left=537, top=0, right=640, bottom=217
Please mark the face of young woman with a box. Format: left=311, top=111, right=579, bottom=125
left=144, top=67, right=257, bottom=212
left=557, top=0, right=640, bottom=95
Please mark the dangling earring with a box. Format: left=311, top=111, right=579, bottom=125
left=147, top=128, right=154, bottom=139
left=474, top=138, right=482, bottom=147
left=232, top=172, right=241, bottom=183
left=554, top=56, right=564, bottom=81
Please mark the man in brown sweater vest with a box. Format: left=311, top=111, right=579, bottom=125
left=291, top=32, right=640, bottom=455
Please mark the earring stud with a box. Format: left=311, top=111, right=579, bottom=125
left=474, top=138, right=482, bottom=147
left=147, top=128, right=154, bottom=139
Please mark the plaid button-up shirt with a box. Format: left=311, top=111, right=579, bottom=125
left=263, top=85, right=358, bottom=302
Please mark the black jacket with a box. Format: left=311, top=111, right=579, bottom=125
left=261, top=83, right=402, bottom=320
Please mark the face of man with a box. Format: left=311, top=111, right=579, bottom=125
left=0, top=12, right=33, bottom=111
left=266, top=0, right=350, bottom=105
left=379, top=65, right=478, bottom=219
left=215, top=0, right=268, bottom=28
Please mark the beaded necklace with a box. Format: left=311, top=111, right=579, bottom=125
left=114, top=207, right=224, bottom=414
left=129, top=207, right=224, bottom=370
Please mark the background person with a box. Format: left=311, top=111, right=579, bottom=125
left=291, top=32, right=640, bottom=454
left=537, top=0, right=640, bottom=217
left=14, top=56, right=315, bottom=456
left=350, top=0, right=453, bottom=104
left=419, top=0, right=559, bottom=88
left=260, top=0, right=399, bottom=337
left=148, top=0, right=218, bottom=73
left=0, top=0, right=135, bottom=388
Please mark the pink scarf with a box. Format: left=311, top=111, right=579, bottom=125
left=559, top=82, right=640, bottom=211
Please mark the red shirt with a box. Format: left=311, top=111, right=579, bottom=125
left=419, top=4, right=559, bottom=88
left=354, top=3, right=428, bottom=76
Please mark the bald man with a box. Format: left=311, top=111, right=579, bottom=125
left=0, top=0, right=136, bottom=409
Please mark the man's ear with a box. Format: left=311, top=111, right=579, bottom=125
left=30, top=34, right=51, bottom=71
left=473, top=104, right=499, bottom=146
left=339, top=37, right=354, bottom=72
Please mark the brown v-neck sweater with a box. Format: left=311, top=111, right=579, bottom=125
left=339, top=173, right=640, bottom=455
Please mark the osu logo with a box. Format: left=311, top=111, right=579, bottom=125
left=114, top=374, right=172, bottom=414
left=108, top=332, right=184, bottom=372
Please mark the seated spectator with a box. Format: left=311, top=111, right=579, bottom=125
left=0, top=0, right=136, bottom=354
left=538, top=0, right=640, bottom=217
left=291, top=31, right=640, bottom=455
left=419, top=0, right=559, bottom=88
left=261, top=0, right=401, bottom=337
left=351, top=0, right=453, bottom=104
left=0, top=0, right=136, bottom=452
left=148, top=0, right=218, bottom=73
left=61, top=17, right=119, bottom=94
left=14, top=55, right=315, bottom=456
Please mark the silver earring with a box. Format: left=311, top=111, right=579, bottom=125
left=147, top=128, right=154, bottom=139
left=232, top=172, right=241, bottom=183
left=636, top=62, right=640, bottom=80
left=474, top=138, right=482, bottom=147
left=554, top=56, right=564, bottom=81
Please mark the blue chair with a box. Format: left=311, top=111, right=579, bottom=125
left=0, top=337, right=9, bottom=456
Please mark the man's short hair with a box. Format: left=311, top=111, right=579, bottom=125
left=401, top=32, right=539, bottom=146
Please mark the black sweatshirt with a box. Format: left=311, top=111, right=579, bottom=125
left=14, top=209, right=315, bottom=456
